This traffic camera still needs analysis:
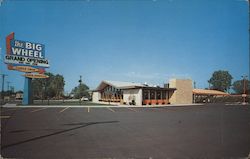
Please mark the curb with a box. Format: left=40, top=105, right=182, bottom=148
left=2, top=103, right=204, bottom=108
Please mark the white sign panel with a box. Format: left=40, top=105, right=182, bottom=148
left=4, top=55, right=49, bottom=68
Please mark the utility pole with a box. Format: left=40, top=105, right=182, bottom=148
left=1, top=74, right=8, bottom=104
left=241, top=75, right=248, bottom=105
left=1, top=74, right=8, bottom=92
left=10, top=86, right=14, bottom=93
left=7, top=81, right=11, bottom=98
left=7, top=81, right=11, bottom=91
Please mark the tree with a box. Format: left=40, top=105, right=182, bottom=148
left=71, top=83, right=90, bottom=99
left=208, top=70, right=233, bottom=92
left=32, top=72, right=65, bottom=99
left=44, top=72, right=55, bottom=98
left=232, top=80, right=250, bottom=94
left=50, top=74, right=65, bottom=99
left=32, top=78, right=46, bottom=99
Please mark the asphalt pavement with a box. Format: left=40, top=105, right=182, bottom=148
left=1, top=104, right=250, bottom=159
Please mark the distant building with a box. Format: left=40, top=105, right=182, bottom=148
left=92, top=79, right=193, bottom=106
left=192, top=88, right=229, bottom=103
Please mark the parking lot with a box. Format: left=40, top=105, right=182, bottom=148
left=1, top=104, right=250, bottom=159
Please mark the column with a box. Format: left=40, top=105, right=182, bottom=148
left=22, top=77, right=33, bottom=105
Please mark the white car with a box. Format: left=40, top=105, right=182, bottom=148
left=81, top=97, right=89, bottom=101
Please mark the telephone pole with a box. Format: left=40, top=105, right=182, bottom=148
left=1, top=74, right=8, bottom=104
left=7, top=81, right=11, bottom=91
left=241, top=75, right=248, bottom=105
left=1, top=74, right=8, bottom=93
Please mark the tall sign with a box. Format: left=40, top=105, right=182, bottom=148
left=4, top=32, right=50, bottom=105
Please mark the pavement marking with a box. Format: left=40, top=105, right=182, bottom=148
left=30, top=107, right=48, bottom=113
left=0, top=116, right=11, bottom=119
left=59, top=107, right=69, bottom=113
left=125, top=107, right=137, bottom=112
left=107, top=107, right=115, bottom=112
left=87, top=107, right=90, bottom=113
left=1, top=108, right=17, bottom=113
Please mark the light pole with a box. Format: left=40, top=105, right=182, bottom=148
left=78, top=75, right=82, bottom=104
left=241, top=75, right=248, bottom=105
left=79, top=75, right=82, bottom=86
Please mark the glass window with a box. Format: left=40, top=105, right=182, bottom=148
left=157, top=91, right=161, bottom=99
left=150, top=91, right=155, bottom=99
left=117, top=89, right=121, bottom=95
left=162, top=91, right=166, bottom=99
left=143, top=90, right=149, bottom=100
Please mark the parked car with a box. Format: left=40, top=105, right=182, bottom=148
left=81, top=97, right=89, bottom=101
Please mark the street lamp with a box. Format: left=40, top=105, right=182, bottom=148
left=79, top=75, right=82, bottom=86
left=78, top=75, right=83, bottom=104
left=241, top=75, right=248, bottom=105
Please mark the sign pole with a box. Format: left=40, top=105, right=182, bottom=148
left=22, top=77, right=33, bottom=105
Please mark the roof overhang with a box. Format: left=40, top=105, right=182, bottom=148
left=94, top=81, right=177, bottom=92
left=140, top=87, right=176, bottom=91
left=94, top=81, right=111, bottom=91
left=193, top=89, right=229, bottom=96
left=94, top=80, right=139, bottom=91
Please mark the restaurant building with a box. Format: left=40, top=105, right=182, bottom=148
left=92, top=79, right=193, bottom=106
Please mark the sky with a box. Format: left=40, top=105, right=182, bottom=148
left=0, top=0, right=249, bottom=93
